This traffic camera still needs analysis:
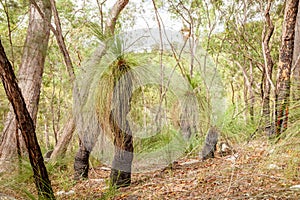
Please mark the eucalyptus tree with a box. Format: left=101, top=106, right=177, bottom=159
left=214, top=0, right=273, bottom=125
left=292, top=2, right=300, bottom=101
left=0, top=0, right=28, bottom=137
left=275, top=0, right=299, bottom=135
left=0, top=40, right=55, bottom=200
left=0, top=0, right=52, bottom=160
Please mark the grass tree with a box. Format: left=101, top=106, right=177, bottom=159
left=73, top=0, right=131, bottom=187
left=73, top=36, right=136, bottom=186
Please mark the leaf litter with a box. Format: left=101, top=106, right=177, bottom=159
left=2, top=139, right=300, bottom=199
left=52, top=139, right=300, bottom=199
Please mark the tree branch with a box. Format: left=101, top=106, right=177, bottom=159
left=29, top=0, right=75, bottom=82
left=105, top=0, right=129, bottom=35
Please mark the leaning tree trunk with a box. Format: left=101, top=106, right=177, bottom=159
left=49, top=117, right=75, bottom=161
left=0, top=40, right=55, bottom=199
left=32, top=0, right=78, bottom=162
left=275, top=0, right=299, bottom=135
left=0, top=0, right=51, bottom=159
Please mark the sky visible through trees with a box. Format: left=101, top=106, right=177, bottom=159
left=0, top=0, right=300, bottom=199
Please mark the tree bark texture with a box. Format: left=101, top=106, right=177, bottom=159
left=275, top=0, right=299, bottom=135
left=29, top=0, right=75, bottom=81
left=292, top=2, right=300, bottom=101
left=0, top=40, right=55, bottom=199
left=74, top=140, right=90, bottom=180
left=0, top=0, right=51, bottom=159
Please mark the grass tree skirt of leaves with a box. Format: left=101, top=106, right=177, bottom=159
left=73, top=28, right=226, bottom=174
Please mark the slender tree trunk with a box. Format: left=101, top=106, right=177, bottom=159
left=262, top=0, right=275, bottom=136
left=30, top=0, right=78, bottom=162
left=235, top=60, right=255, bottom=122
left=0, top=40, right=55, bottom=199
left=49, top=117, right=75, bottom=161
left=49, top=0, right=75, bottom=81
left=275, top=0, right=299, bottom=135
left=0, top=0, right=51, bottom=160
left=243, top=74, right=249, bottom=121
left=249, top=61, right=255, bottom=121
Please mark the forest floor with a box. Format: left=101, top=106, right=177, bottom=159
left=57, top=139, right=300, bottom=200
left=1, top=139, right=300, bottom=199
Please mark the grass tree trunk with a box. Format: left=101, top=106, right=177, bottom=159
left=275, top=0, right=299, bottom=135
left=73, top=0, right=129, bottom=181
left=106, top=0, right=134, bottom=180
left=0, top=0, right=51, bottom=160
left=0, top=40, right=55, bottom=199
left=109, top=62, right=134, bottom=187
left=74, top=139, right=90, bottom=180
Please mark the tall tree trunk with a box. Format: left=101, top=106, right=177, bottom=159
left=0, top=0, right=51, bottom=159
left=275, top=0, right=299, bottom=135
left=292, top=2, right=300, bottom=101
left=29, top=0, right=77, bottom=162
left=0, top=40, right=55, bottom=199
left=262, top=0, right=275, bottom=136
